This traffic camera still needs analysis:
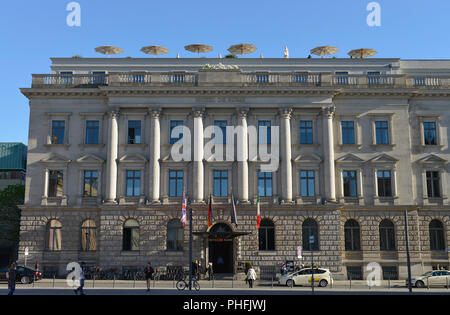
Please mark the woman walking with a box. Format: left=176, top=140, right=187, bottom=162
left=246, top=265, right=257, bottom=288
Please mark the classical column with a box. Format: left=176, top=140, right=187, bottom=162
left=280, top=107, right=293, bottom=203
left=237, top=108, right=249, bottom=203
left=149, top=108, right=161, bottom=203
left=322, top=106, right=336, bottom=202
left=105, top=110, right=119, bottom=204
left=193, top=108, right=205, bottom=203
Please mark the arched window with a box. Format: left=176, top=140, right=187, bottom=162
left=167, top=219, right=184, bottom=251
left=81, top=219, right=97, bottom=251
left=302, top=219, right=319, bottom=251
left=429, top=220, right=446, bottom=251
left=259, top=219, right=275, bottom=251
left=46, top=220, right=62, bottom=251
left=379, top=219, right=396, bottom=251
left=344, top=219, right=361, bottom=251
left=123, top=219, right=139, bottom=251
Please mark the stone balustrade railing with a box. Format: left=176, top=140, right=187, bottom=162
left=31, top=72, right=450, bottom=89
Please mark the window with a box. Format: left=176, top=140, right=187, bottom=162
left=214, top=120, right=227, bottom=144
left=48, top=170, right=63, bottom=197
left=167, top=219, right=184, bottom=251
left=259, top=219, right=275, bottom=251
left=51, top=121, right=65, bottom=144
left=377, top=171, right=392, bottom=197
left=213, top=170, right=228, bottom=197
left=302, top=219, right=319, bottom=251
left=126, top=170, right=141, bottom=197
left=169, top=170, right=184, bottom=197
left=341, top=121, right=355, bottom=144
left=128, top=121, right=141, bottom=144
left=258, top=172, right=273, bottom=197
left=343, top=171, right=357, bottom=197
left=92, top=71, right=106, bottom=85
left=123, top=219, right=139, bottom=251
left=426, top=171, right=441, bottom=198
left=344, top=220, right=361, bottom=251
left=382, top=266, right=398, bottom=280
left=171, top=74, right=185, bottom=83
left=429, top=220, right=445, bottom=251
left=81, top=220, right=97, bottom=251
left=83, top=170, right=98, bottom=197
left=256, top=73, right=269, bottom=83
left=379, top=220, right=396, bottom=251
left=423, top=122, right=437, bottom=145
left=300, top=170, right=315, bottom=197
left=60, top=71, right=73, bottom=85
left=367, top=71, right=381, bottom=85
left=299, top=121, right=313, bottom=144
left=335, top=72, right=349, bottom=85
left=46, top=220, right=62, bottom=251
left=347, top=266, right=363, bottom=280
left=170, top=121, right=183, bottom=144
left=85, top=120, right=99, bottom=144
left=258, top=121, right=271, bottom=145
left=375, top=121, right=389, bottom=144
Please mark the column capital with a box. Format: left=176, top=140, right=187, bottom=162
left=192, top=107, right=206, bottom=118
left=321, top=105, right=336, bottom=119
left=149, top=108, right=162, bottom=118
left=108, top=109, right=120, bottom=119
left=236, top=107, right=249, bottom=118
left=279, top=107, right=293, bottom=119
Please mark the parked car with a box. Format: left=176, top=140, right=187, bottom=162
left=0, top=265, right=42, bottom=284
left=407, top=270, right=450, bottom=288
left=279, top=268, right=333, bottom=287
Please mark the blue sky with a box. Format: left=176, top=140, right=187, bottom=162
left=1, top=0, right=449, bottom=144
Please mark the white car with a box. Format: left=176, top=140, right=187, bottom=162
left=279, top=268, right=333, bottom=287
left=407, top=270, right=450, bottom=288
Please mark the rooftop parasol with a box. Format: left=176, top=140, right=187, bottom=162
left=184, top=44, right=213, bottom=56
left=348, top=48, right=377, bottom=59
left=94, top=46, right=124, bottom=56
left=310, top=45, right=339, bottom=58
left=140, top=45, right=169, bottom=56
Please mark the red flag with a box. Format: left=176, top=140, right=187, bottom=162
left=208, top=195, right=213, bottom=228
left=257, top=195, right=261, bottom=229
left=180, top=192, right=187, bottom=228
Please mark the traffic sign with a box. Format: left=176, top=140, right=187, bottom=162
left=297, top=246, right=302, bottom=259
left=25, top=247, right=29, bottom=256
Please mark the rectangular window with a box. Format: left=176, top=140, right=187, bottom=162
left=48, top=170, right=64, bottom=197
left=347, top=266, right=363, bottom=280
left=170, top=121, right=183, bottom=144
left=382, top=266, right=398, bottom=280
left=92, top=71, right=106, bottom=85
left=426, top=171, right=441, bottom=198
left=51, top=120, right=65, bottom=144
left=367, top=71, right=381, bottom=85
left=335, top=72, right=349, bottom=85
left=85, top=120, right=99, bottom=144
left=341, top=121, right=355, bottom=144
left=300, top=170, right=315, bottom=197
left=126, top=170, right=141, bottom=197
left=169, top=170, right=184, bottom=197
left=299, top=121, right=313, bottom=144
left=128, top=121, right=141, bottom=144
left=423, top=122, right=437, bottom=145
left=375, top=121, right=389, bottom=144
left=258, top=121, right=271, bottom=145
left=213, top=170, right=228, bottom=197
left=258, top=172, right=273, bottom=197
left=60, top=71, right=73, bottom=85
left=377, top=171, right=392, bottom=197
left=343, top=171, right=357, bottom=197
left=214, top=120, right=227, bottom=144
left=83, top=170, right=99, bottom=197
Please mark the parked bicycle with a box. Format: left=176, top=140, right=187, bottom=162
left=176, top=277, right=200, bottom=291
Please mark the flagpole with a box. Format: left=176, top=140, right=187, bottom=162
left=188, top=198, right=193, bottom=291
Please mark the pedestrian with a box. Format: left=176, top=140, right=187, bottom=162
left=192, top=260, right=198, bottom=280
left=280, top=263, right=288, bottom=276
left=144, top=262, right=154, bottom=292
left=294, top=263, right=300, bottom=272
left=74, top=262, right=86, bottom=295
left=6, top=263, right=17, bottom=295
left=197, top=260, right=202, bottom=280
left=246, top=265, right=257, bottom=288
left=207, top=262, right=213, bottom=281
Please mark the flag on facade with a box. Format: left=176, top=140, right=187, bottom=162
left=180, top=192, right=187, bottom=228
left=230, top=194, right=238, bottom=226
left=207, top=195, right=213, bottom=228
left=257, top=195, right=261, bottom=229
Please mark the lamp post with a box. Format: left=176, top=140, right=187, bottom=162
left=404, top=210, right=413, bottom=294
left=188, top=202, right=193, bottom=291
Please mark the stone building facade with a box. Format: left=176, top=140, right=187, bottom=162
left=18, top=57, right=450, bottom=279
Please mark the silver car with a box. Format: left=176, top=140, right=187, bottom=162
left=279, top=268, right=333, bottom=287
left=407, top=270, right=450, bottom=288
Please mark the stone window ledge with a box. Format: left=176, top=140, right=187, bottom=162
left=121, top=251, right=140, bottom=256
left=258, top=251, right=277, bottom=256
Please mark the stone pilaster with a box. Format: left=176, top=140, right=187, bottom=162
left=237, top=108, right=249, bottom=203
left=193, top=107, right=205, bottom=203
left=105, top=110, right=119, bottom=204
left=322, top=106, right=336, bottom=202
left=280, top=107, right=293, bottom=203
left=149, top=108, right=161, bottom=203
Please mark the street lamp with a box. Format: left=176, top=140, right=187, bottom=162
left=187, top=198, right=193, bottom=291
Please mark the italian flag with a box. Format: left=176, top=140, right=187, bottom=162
left=257, top=196, right=261, bottom=229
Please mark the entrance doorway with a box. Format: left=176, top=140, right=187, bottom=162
left=208, top=223, right=234, bottom=274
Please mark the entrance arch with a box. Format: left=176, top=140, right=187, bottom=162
left=208, top=223, right=234, bottom=274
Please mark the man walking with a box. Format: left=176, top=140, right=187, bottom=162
left=207, top=262, right=213, bottom=281
left=74, top=262, right=86, bottom=295
left=6, top=263, right=17, bottom=295
left=144, top=262, right=154, bottom=292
